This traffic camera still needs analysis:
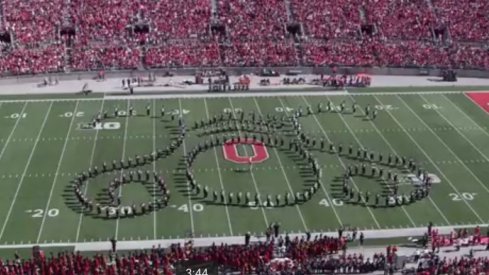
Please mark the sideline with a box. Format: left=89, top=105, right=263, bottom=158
left=0, top=223, right=485, bottom=251
left=0, top=90, right=472, bottom=103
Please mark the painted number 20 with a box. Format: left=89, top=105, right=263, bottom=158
left=26, top=208, right=59, bottom=218
left=449, top=193, right=477, bottom=201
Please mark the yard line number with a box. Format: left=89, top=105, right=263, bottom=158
left=247, top=201, right=275, bottom=209
left=26, top=208, right=59, bottom=218
left=449, top=192, right=477, bottom=201
left=94, top=122, right=121, bottom=130
left=319, top=198, right=344, bottom=207
left=169, top=109, right=190, bottom=116
left=61, top=112, right=85, bottom=118
left=177, top=203, right=204, bottom=213
left=374, top=105, right=397, bottom=111
left=275, top=107, right=294, bottom=113
left=223, top=108, right=242, bottom=114
left=422, top=104, right=441, bottom=110
left=5, top=113, right=27, bottom=119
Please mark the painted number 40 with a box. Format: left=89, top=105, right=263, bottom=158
left=319, top=198, right=344, bottom=207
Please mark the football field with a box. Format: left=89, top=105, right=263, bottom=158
left=0, top=90, right=488, bottom=249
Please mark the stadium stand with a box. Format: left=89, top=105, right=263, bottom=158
left=2, top=227, right=489, bottom=274
left=0, top=0, right=488, bottom=74
left=0, top=235, right=387, bottom=274
left=71, top=46, right=141, bottom=71
left=431, top=0, right=489, bottom=42
left=289, top=0, right=361, bottom=39
left=144, top=42, right=221, bottom=68
left=222, top=41, right=298, bottom=67
left=217, top=0, right=289, bottom=40
left=363, top=0, right=436, bottom=40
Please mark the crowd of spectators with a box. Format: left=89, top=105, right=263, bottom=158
left=0, top=45, right=65, bottom=75
left=417, top=255, right=489, bottom=274
left=0, top=233, right=390, bottom=275
left=223, top=41, right=298, bottom=67
left=145, top=42, right=221, bottom=68
left=302, top=40, right=379, bottom=67
left=432, top=0, right=489, bottom=42
left=302, top=39, right=457, bottom=69
left=376, top=41, right=452, bottom=68
left=290, top=0, right=361, bottom=39
left=72, top=46, right=140, bottom=71
left=0, top=0, right=488, bottom=75
left=3, top=0, right=64, bottom=46
left=364, top=0, right=436, bottom=40
left=72, top=0, right=141, bottom=46
left=2, top=225, right=489, bottom=274
left=448, top=44, right=489, bottom=70
left=218, top=0, right=288, bottom=40
left=147, top=0, right=212, bottom=42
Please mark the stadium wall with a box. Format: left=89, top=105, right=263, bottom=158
left=0, top=66, right=488, bottom=85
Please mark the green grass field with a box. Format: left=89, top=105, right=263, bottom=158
left=0, top=90, right=488, bottom=251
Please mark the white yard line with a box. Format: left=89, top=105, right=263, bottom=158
left=152, top=99, right=157, bottom=239
left=0, top=102, right=28, bottom=161
left=464, top=92, right=489, bottom=118
left=36, top=101, right=80, bottom=242
left=0, top=102, right=54, bottom=242
left=338, top=96, right=416, bottom=226
left=278, top=98, right=345, bottom=226
left=442, top=95, right=489, bottom=137
left=203, top=98, right=234, bottom=235
left=227, top=97, right=270, bottom=227
left=346, top=96, right=450, bottom=226
left=251, top=97, right=309, bottom=232
left=75, top=99, right=106, bottom=242
left=301, top=96, right=382, bottom=228
left=402, top=95, right=489, bottom=196
left=441, top=94, right=489, bottom=139
left=421, top=96, right=489, bottom=164
left=375, top=95, right=484, bottom=223
left=115, top=100, right=131, bottom=239
left=178, top=98, right=195, bottom=235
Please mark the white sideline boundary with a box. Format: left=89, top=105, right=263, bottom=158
left=0, top=90, right=477, bottom=103
left=0, top=223, right=486, bottom=251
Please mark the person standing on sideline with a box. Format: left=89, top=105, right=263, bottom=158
left=245, top=232, right=251, bottom=246
left=110, top=237, right=117, bottom=252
